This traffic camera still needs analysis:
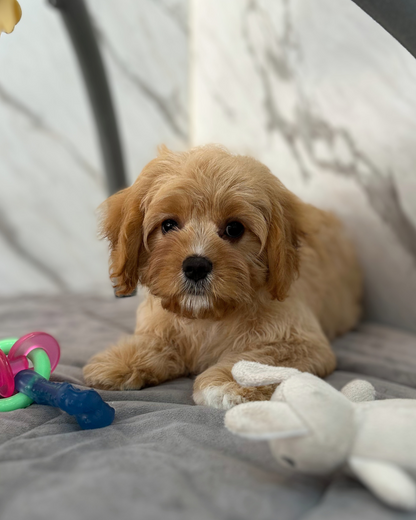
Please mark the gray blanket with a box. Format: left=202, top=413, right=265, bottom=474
left=1, top=294, right=416, bottom=520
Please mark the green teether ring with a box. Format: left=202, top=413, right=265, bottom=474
left=0, top=339, right=51, bottom=412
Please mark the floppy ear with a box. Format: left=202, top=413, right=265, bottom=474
left=232, top=361, right=301, bottom=387
left=225, top=401, right=308, bottom=440
left=99, top=153, right=166, bottom=296
left=265, top=186, right=304, bottom=301
left=99, top=186, right=144, bottom=296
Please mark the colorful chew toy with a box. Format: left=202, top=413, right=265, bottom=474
left=0, top=332, right=115, bottom=429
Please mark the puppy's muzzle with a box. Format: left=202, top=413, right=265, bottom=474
left=182, top=256, right=213, bottom=282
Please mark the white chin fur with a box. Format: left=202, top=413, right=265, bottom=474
left=181, top=294, right=211, bottom=315
left=193, top=385, right=245, bottom=410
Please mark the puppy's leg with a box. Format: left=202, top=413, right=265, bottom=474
left=193, top=361, right=276, bottom=409
left=193, top=336, right=336, bottom=409
left=83, top=334, right=186, bottom=390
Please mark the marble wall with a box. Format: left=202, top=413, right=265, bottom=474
left=191, top=0, right=416, bottom=333
left=0, top=0, right=188, bottom=296
left=1, top=0, right=416, bottom=333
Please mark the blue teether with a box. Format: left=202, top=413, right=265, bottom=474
left=14, top=370, right=115, bottom=429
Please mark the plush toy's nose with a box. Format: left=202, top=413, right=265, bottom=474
left=182, top=256, right=213, bottom=282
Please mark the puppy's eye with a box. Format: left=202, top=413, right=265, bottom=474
left=224, top=221, right=245, bottom=239
left=161, top=219, right=178, bottom=234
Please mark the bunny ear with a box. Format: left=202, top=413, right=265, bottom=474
left=349, top=456, right=416, bottom=511
left=232, top=361, right=301, bottom=387
left=224, top=401, right=308, bottom=440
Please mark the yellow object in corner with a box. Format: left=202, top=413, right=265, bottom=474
left=0, top=0, right=22, bottom=35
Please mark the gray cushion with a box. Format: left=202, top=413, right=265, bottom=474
left=0, top=294, right=415, bottom=520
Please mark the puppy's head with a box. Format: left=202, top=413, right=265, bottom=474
left=100, top=145, right=304, bottom=319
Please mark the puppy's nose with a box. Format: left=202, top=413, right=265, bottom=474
left=183, top=256, right=213, bottom=282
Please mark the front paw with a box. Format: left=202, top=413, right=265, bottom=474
left=193, top=381, right=274, bottom=410
left=83, top=348, right=144, bottom=391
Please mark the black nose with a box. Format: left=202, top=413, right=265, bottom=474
left=182, top=256, right=213, bottom=282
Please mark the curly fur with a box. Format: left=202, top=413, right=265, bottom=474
left=83, top=145, right=362, bottom=409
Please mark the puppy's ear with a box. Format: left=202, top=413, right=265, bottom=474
left=266, top=186, right=304, bottom=301
left=99, top=186, right=143, bottom=296
left=99, top=156, right=163, bottom=296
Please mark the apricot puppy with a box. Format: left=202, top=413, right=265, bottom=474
left=83, top=145, right=362, bottom=409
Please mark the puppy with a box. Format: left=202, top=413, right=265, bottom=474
left=83, top=145, right=362, bottom=409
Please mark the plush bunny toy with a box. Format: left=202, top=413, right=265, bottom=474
left=225, top=361, right=416, bottom=511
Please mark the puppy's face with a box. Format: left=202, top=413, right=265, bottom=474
left=101, top=146, right=303, bottom=320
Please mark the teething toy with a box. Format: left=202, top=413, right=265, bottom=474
left=0, top=344, right=50, bottom=412
left=0, top=332, right=59, bottom=402
left=0, top=332, right=115, bottom=429
left=15, top=370, right=115, bottom=429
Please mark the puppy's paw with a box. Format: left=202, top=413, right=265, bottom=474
left=193, top=382, right=274, bottom=410
left=83, top=348, right=144, bottom=391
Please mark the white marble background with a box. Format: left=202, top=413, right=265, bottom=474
left=0, top=0, right=188, bottom=296
left=1, top=0, right=416, bottom=333
left=191, top=0, right=416, bottom=333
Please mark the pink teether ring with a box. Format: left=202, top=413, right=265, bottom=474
left=0, top=350, right=15, bottom=398
left=9, top=355, right=29, bottom=375
left=8, top=332, right=60, bottom=373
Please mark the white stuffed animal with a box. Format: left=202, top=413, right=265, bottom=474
left=225, top=361, right=416, bottom=511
